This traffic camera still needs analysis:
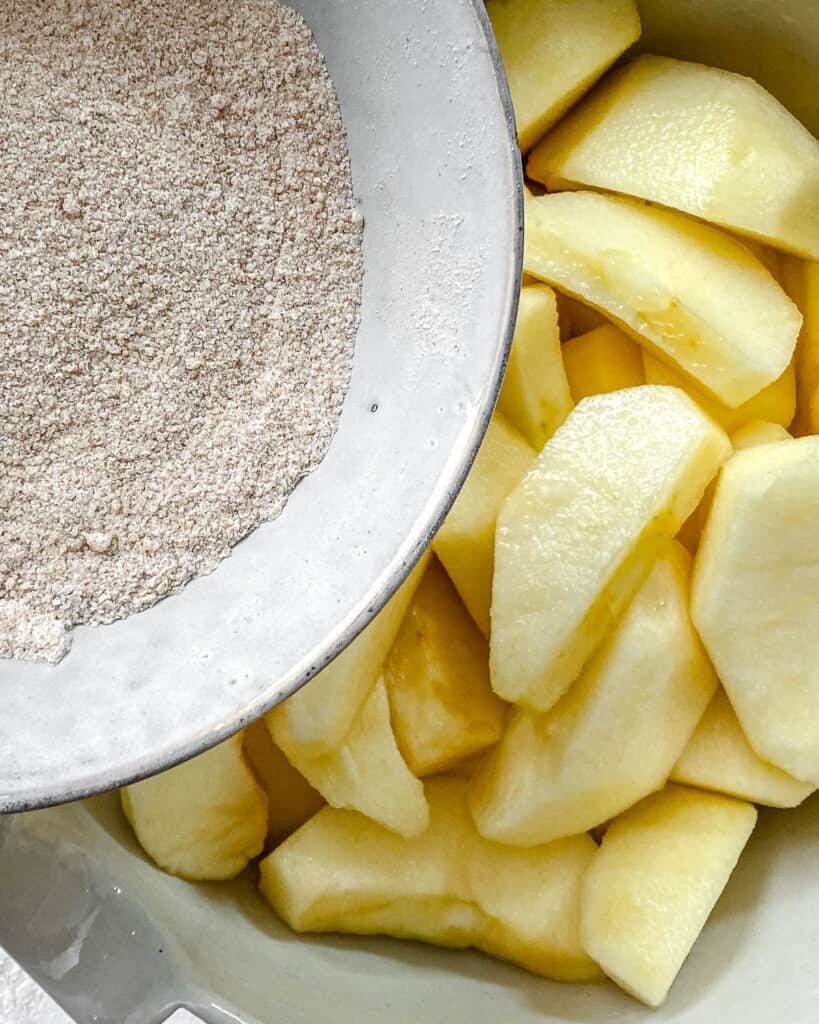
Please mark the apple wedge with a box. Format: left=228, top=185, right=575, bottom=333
left=528, top=55, right=819, bottom=260
left=497, top=283, right=573, bottom=450
left=581, top=784, right=756, bottom=1007
left=524, top=190, right=801, bottom=408
left=384, top=559, right=507, bottom=777
left=671, top=689, right=815, bottom=809
left=243, top=720, right=324, bottom=847
left=261, top=776, right=601, bottom=983
left=485, top=0, right=640, bottom=153
left=692, top=436, right=819, bottom=784
left=491, top=386, right=729, bottom=710
left=270, top=677, right=428, bottom=838
left=472, top=543, right=716, bottom=845
left=678, top=420, right=791, bottom=552
left=266, top=554, right=427, bottom=758
left=121, top=733, right=268, bottom=881
left=642, top=351, right=795, bottom=434
left=562, top=324, right=644, bottom=402
left=433, top=415, right=535, bottom=637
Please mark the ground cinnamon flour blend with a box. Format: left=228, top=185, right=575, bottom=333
left=0, top=0, right=363, bottom=661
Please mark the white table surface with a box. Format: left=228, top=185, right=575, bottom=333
left=0, top=951, right=201, bottom=1024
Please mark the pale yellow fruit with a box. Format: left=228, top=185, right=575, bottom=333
left=524, top=190, right=801, bottom=408
left=642, top=351, right=795, bottom=433
left=266, top=554, right=427, bottom=758
left=692, top=436, right=819, bottom=784
left=781, top=257, right=819, bottom=435
left=384, top=559, right=507, bottom=777
left=243, top=720, right=324, bottom=847
left=678, top=420, right=791, bottom=552
left=486, top=0, right=640, bottom=153
left=528, top=55, right=819, bottom=259
left=270, top=678, right=428, bottom=838
left=121, top=734, right=268, bottom=881
left=731, top=420, right=793, bottom=450
left=491, top=386, right=730, bottom=710
left=497, top=284, right=573, bottom=449
left=555, top=293, right=607, bottom=337
left=261, top=776, right=601, bottom=983
left=671, top=689, right=815, bottom=809
left=433, top=415, right=535, bottom=636
left=562, top=324, right=644, bottom=402
left=581, top=784, right=757, bottom=1007
left=472, top=543, right=716, bottom=845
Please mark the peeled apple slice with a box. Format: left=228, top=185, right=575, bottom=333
left=671, top=689, right=816, bottom=809
left=267, top=555, right=427, bottom=758
left=641, top=351, right=795, bottom=434
left=121, top=734, right=268, bottom=881
left=692, top=436, right=819, bottom=784
left=243, top=720, right=324, bottom=846
left=384, top=559, right=507, bottom=777
left=524, top=190, right=802, bottom=408
left=433, top=415, right=535, bottom=637
left=485, top=0, right=640, bottom=153
left=491, top=386, right=730, bottom=711
left=678, top=419, right=792, bottom=553
left=270, top=678, right=429, bottom=839
left=528, top=55, right=819, bottom=260
left=472, top=543, right=716, bottom=845
left=261, top=776, right=601, bottom=983
left=497, top=283, right=573, bottom=450
left=562, top=323, right=644, bottom=402
left=581, top=784, right=756, bottom=1007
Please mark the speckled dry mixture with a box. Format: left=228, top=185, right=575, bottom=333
left=0, top=0, right=362, bottom=661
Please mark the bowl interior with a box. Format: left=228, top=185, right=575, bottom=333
left=0, top=0, right=521, bottom=811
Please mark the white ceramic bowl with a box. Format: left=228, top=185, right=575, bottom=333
left=0, top=0, right=521, bottom=812
left=2, top=2, right=818, bottom=1023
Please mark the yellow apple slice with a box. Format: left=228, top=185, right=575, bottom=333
left=384, top=559, right=507, bottom=776
left=642, top=351, right=795, bottom=433
left=581, top=784, right=756, bottom=1007
left=692, top=436, right=819, bottom=784
left=472, top=543, right=716, bottom=845
left=261, top=776, right=601, bottom=982
left=491, top=386, right=730, bottom=710
left=243, top=720, right=324, bottom=847
left=433, top=415, right=535, bottom=637
left=671, top=689, right=815, bottom=809
left=524, top=190, right=801, bottom=408
left=121, top=733, right=268, bottom=881
left=270, top=677, right=428, bottom=838
left=266, top=555, right=427, bottom=758
left=485, top=0, right=640, bottom=153
left=528, top=55, right=819, bottom=259
left=678, top=420, right=791, bottom=552
left=562, top=324, right=644, bottom=402
left=497, top=283, right=573, bottom=449
left=781, top=257, right=819, bottom=435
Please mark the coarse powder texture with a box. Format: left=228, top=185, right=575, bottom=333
left=0, top=0, right=363, bottom=662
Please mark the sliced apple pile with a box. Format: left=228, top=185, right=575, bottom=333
left=121, top=0, right=819, bottom=1011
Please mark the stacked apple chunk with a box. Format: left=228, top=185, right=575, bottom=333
left=120, top=0, right=819, bottom=1009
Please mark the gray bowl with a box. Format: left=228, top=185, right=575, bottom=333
left=0, top=0, right=522, bottom=811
